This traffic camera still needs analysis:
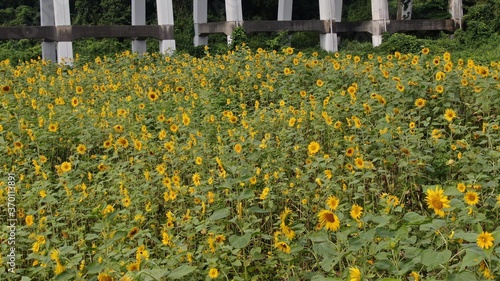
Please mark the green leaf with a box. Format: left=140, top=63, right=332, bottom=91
left=403, top=212, right=429, bottom=225
left=421, top=249, right=451, bottom=270
left=460, top=248, right=485, bottom=270
left=312, top=241, right=337, bottom=258
left=311, top=274, right=342, bottom=281
left=374, top=260, right=391, bottom=270
left=247, top=206, right=270, bottom=213
left=85, top=233, right=100, bottom=241
left=378, top=279, right=402, bottom=281
left=237, top=189, right=254, bottom=199
left=167, top=265, right=197, bottom=279
left=21, top=277, right=31, bottom=281
left=140, top=268, right=169, bottom=280
left=454, top=232, right=479, bottom=243
left=309, top=230, right=330, bottom=242
left=86, top=262, right=106, bottom=275
left=229, top=232, right=252, bottom=249
left=110, top=230, right=127, bottom=242
left=448, top=271, right=478, bottom=281
left=419, top=219, right=446, bottom=231
left=319, top=256, right=335, bottom=272
left=208, top=207, right=230, bottom=221
left=54, top=271, right=75, bottom=281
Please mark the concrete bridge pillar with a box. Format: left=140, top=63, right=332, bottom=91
left=278, top=0, right=293, bottom=21
left=40, top=0, right=57, bottom=63
left=319, top=0, right=342, bottom=52
left=157, top=0, right=176, bottom=54
left=449, top=0, right=463, bottom=29
left=193, top=0, right=208, bottom=46
left=225, top=0, right=243, bottom=45
left=132, top=0, right=147, bottom=54
left=371, top=0, right=389, bottom=47
left=52, top=0, right=73, bottom=64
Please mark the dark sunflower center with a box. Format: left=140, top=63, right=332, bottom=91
left=325, top=213, right=335, bottom=223
left=432, top=198, right=443, bottom=209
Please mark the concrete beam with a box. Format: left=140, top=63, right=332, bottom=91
left=0, top=25, right=175, bottom=41
left=132, top=0, right=147, bottom=54
left=157, top=0, right=176, bottom=54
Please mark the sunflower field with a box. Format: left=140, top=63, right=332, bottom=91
left=1, top=46, right=500, bottom=281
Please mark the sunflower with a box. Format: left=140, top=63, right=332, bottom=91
left=127, top=261, right=140, bottom=271
left=117, top=137, right=129, bottom=148
left=317, top=209, right=340, bottom=231
left=354, top=157, right=365, bottom=169
left=60, top=162, right=72, bottom=173
left=128, top=227, right=139, bottom=239
left=349, top=267, right=362, bottom=281
left=260, top=187, right=270, bottom=200
left=170, top=124, right=178, bottom=133
left=114, top=125, right=124, bottom=132
left=195, top=157, right=202, bottom=165
left=308, top=141, right=320, bottom=155
left=75, top=85, right=83, bottom=94
left=444, top=109, right=457, bottom=122
left=415, top=98, right=426, bottom=108
left=345, top=147, right=355, bottom=157
left=409, top=271, right=420, bottom=281
left=345, top=163, right=354, bottom=171
left=477, top=231, right=495, bottom=249
left=48, top=123, right=58, bottom=132
left=50, top=248, right=61, bottom=261
left=103, top=140, right=112, bottom=149
left=208, top=267, right=219, bottom=279
left=97, top=272, right=113, bottom=281
left=426, top=186, right=450, bottom=217
left=326, top=195, right=339, bottom=211
left=192, top=173, right=201, bottom=186
left=464, top=191, right=480, bottom=206
left=435, top=71, right=445, bottom=81
left=396, top=83, right=405, bottom=92
left=229, top=115, right=238, bottom=124
left=435, top=85, right=444, bottom=93
left=350, top=204, right=363, bottom=220
left=122, top=196, right=131, bottom=207
left=76, top=144, right=87, bottom=155
left=182, top=113, right=191, bottom=126
left=347, top=86, right=357, bottom=96
left=148, top=91, right=159, bottom=101
left=25, top=215, right=34, bottom=226
left=2, top=85, right=11, bottom=92
left=234, top=143, right=242, bottom=154
left=71, top=97, right=79, bottom=107
left=316, top=79, right=324, bottom=87
left=275, top=241, right=291, bottom=253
